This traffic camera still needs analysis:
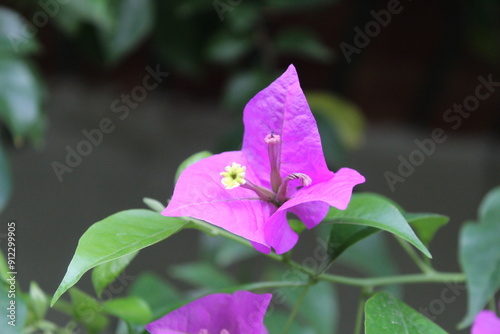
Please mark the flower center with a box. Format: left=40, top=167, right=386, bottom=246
left=220, top=133, right=311, bottom=205
left=220, top=163, right=246, bottom=189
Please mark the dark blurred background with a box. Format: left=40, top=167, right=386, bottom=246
left=0, top=0, right=499, bottom=333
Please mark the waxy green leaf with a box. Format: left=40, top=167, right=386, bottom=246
left=92, top=251, right=138, bottom=298
left=324, top=193, right=431, bottom=260
left=405, top=213, right=449, bottom=246
left=169, top=262, right=236, bottom=290
left=28, top=282, right=48, bottom=321
left=0, top=7, right=40, bottom=55
left=275, top=28, right=333, bottom=63
left=0, top=56, right=45, bottom=142
left=282, top=282, right=338, bottom=334
left=102, top=296, right=152, bottom=325
left=99, top=0, right=154, bottom=64
left=129, top=272, right=181, bottom=318
left=365, top=292, right=447, bottom=334
left=459, top=186, right=500, bottom=328
left=69, top=288, right=108, bottom=334
left=0, top=144, right=11, bottom=212
left=52, top=210, right=187, bottom=305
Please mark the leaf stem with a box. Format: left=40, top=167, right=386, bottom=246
left=219, top=280, right=309, bottom=293
left=318, top=272, right=466, bottom=288
left=396, top=237, right=435, bottom=274
left=280, top=285, right=311, bottom=334
left=354, top=288, right=370, bottom=334
left=187, top=217, right=465, bottom=289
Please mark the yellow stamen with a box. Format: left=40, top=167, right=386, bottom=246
left=220, top=163, right=246, bottom=189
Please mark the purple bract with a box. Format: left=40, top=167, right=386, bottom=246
left=163, top=65, right=365, bottom=254
left=145, top=291, right=271, bottom=334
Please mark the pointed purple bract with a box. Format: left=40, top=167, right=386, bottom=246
left=163, top=64, right=365, bottom=254
left=145, top=291, right=271, bottom=334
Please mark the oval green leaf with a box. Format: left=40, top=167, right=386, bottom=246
left=92, top=251, right=138, bottom=298
left=0, top=56, right=45, bottom=141
left=51, top=210, right=187, bottom=306
left=405, top=213, right=449, bottom=246
left=324, top=193, right=431, bottom=259
left=102, top=296, right=152, bottom=325
left=458, top=186, right=500, bottom=328
left=365, top=292, right=447, bottom=334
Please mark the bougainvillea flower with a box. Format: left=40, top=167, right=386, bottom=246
left=145, top=291, right=272, bottom=334
left=163, top=64, right=365, bottom=254
left=471, top=303, right=500, bottom=334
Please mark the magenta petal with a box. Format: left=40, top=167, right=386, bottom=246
left=264, top=210, right=299, bottom=254
left=288, top=201, right=330, bottom=229
left=472, top=310, right=500, bottom=334
left=145, top=291, right=272, bottom=334
left=242, top=64, right=330, bottom=184
left=278, top=168, right=365, bottom=216
left=163, top=151, right=274, bottom=248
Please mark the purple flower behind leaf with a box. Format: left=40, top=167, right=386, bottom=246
left=163, top=64, right=365, bottom=254
left=145, top=291, right=271, bottom=334
left=471, top=303, right=500, bottom=334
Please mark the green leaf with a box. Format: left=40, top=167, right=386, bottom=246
left=199, top=234, right=257, bottom=267
left=0, top=6, right=40, bottom=55
left=0, top=143, right=11, bottom=212
left=327, top=223, right=379, bottom=262
left=92, top=251, right=138, bottom=298
left=51, top=210, right=187, bottom=305
left=307, top=92, right=365, bottom=150
left=143, top=197, right=165, bottom=213
left=405, top=213, right=449, bottom=246
left=174, top=151, right=212, bottom=183
left=0, top=250, right=9, bottom=284
left=223, top=70, right=275, bottom=111
left=129, top=272, right=181, bottom=318
left=0, top=56, right=45, bottom=142
left=365, top=292, right=447, bottom=333
left=206, top=30, right=252, bottom=64
left=275, top=28, right=333, bottom=62
left=52, top=0, right=114, bottom=34
left=69, top=288, right=108, bottom=334
left=102, top=296, right=152, bottom=324
left=99, top=0, right=154, bottom=64
left=265, top=311, right=314, bottom=334
left=324, top=193, right=431, bottom=259
left=458, top=186, right=500, bottom=328
left=336, top=233, right=401, bottom=296
left=28, top=281, right=48, bottom=321
left=282, top=282, right=338, bottom=334
left=169, top=261, right=236, bottom=290
left=152, top=1, right=210, bottom=77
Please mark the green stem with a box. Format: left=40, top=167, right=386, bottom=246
left=280, top=285, right=311, bottom=334
left=354, top=290, right=368, bottom=334
left=396, top=237, right=435, bottom=274
left=318, top=272, right=466, bottom=288
left=187, top=217, right=466, bottom=289
left=219, top=281, right=309, bottom=293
